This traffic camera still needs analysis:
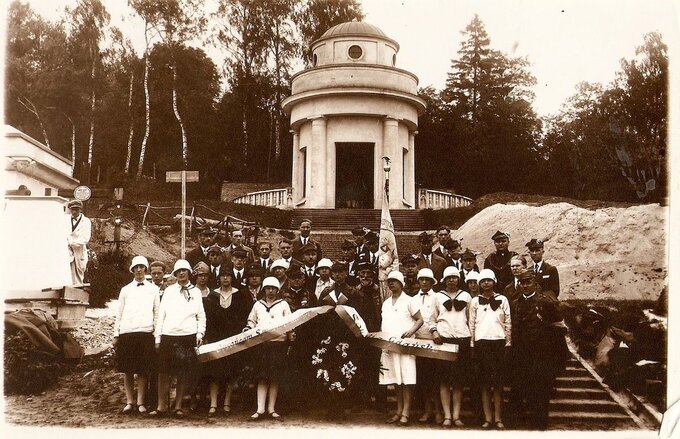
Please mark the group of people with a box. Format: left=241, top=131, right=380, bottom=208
left=112, top=219, right=568, bottom=430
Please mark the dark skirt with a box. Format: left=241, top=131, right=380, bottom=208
left=201, top=351, right=244, bottom=381
left=115, top=332, right=156, bottom=374
left=416, top=356, right=439, bottom=390
left=158, top=334, right=197, bottom=375
left=475, top=339, right=507, bottom=387
left=252, top=341, right=288, bottom=382
left=434, top=336, right=471, bottom=387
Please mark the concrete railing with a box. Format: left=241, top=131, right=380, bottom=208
left=417, top=189, right=473, bottom=209
left=233, top=188, right=292, bottom=209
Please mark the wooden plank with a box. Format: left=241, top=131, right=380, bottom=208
left=62, top=286, right=90, bottom=303
left=166, top=170, right=199, bottom=183
left=5, top=290, right=60, bottom=301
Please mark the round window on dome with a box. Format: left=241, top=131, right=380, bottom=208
left=348, top=45, right=363, bottom=60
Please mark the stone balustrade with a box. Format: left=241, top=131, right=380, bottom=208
left=233, top=188, right=292, bottom=209
left=417, top=188, right=473, bottom=210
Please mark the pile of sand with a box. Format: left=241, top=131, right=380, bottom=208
left=455, top=203, right=668, bottom=301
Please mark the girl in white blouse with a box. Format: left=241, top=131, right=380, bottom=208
left=151, top=259, right=206, bottom=418
left=469, top=269, right=511, bottom=430
left=243, top=277, right=293, bottom=420
left=113, top=256, right=159, bottom=415
left=431, top=266, right=472, bottom=428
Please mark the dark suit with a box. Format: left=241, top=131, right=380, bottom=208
left=258, top=258, right=273, bottom=273
left=416, top=252, right=447, bottom=283
left=433, top=244, right=447, bottom=260
left=301, top=264, right=318, bottom=292
left=223, top=244, right=255, bottom=268
left=231, top=268, right=248, bottom=288
left=533, top=261, right=560, bottom=298
left=503, top=278, right=521, bottom=301
left=186, top=246, right=209, bottom=268
left=207, top=264, right=225, bottom=290
left=292, top=236, right=323, bottom=262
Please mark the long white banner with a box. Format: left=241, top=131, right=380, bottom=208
left=364, top=331, right=459, bottom=362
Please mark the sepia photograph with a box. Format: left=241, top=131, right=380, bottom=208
left=1, top=0, right=678, bottom=437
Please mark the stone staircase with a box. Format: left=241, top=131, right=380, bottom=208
left=312, top=232, right=423, bottom=261
left=291, top=209, right=426, bottom=231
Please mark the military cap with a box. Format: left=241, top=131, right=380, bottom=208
left=418, top=231, right=432, bottom=243
left=231, top=248, right=248, bottom=258
left=491, top=230, right=510, bottom=241
left=300, top=243, right=318, bottom=254
left=365, top=231, right=379, bottom=244
left=352, top=226, right=369, bottom=237
left=401, top=254, right=419, bottom=264
left=68, top=199, right=83, bottom=209
left=192, top=261, right=210, bottom=275
left=331, top=261, right=349, bottom=272
left=461, top=249, right=477, bottom=260
left=356, top=261, right=375, bottom=273
left=341, top=238, right=356, bottom=249
left=518, top=268, right=536, bottom=280
left=207, top=244, right=223, bottom=255
left=525, top=238, right=545, bottom=249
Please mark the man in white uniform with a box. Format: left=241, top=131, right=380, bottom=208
left=67, top=199, right=91, bottom=285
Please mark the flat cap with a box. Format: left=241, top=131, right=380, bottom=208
left=68, top=199, right=83, bottom=209
left=300, top=243, right=318, bottom=254
left=418, top=231, right=432, bottom=243
left=192, top=261, right=210, bottom=275
left=341, top=238, right=356, bottom=249
left=351, top=226, right=369, bottom=237
left=231, top=248, right=248, bottom=258
left=401, top=254, right=419, bottom=264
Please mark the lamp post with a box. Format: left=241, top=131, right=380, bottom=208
left=382, top=156, right=391, bottom=203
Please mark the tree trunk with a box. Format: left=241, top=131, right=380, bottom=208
left=87, top=45, right=96, bottom=171
left=137, top=23, right=151, bottom=180
left=17, top=96, right=50, bottom=149
left=124, top=69, right=135, bottom=174
left=171, top=57, right=189, bottom=169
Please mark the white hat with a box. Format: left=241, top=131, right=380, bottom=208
left=129, top=255, right=149, bottom=273
left=386, top=270, right=405, bottom=286
left=441, top=266, right=461, bottom=282
left=465, top=271, right=480, bottom=283
left=315, top=258, right=333, bottom=272
left=478, top=269, right=497, bottom=283
left=172, top=259, right=192, bottom=275
left=270, top=259, right=290, bottom=271
left=417, top=268, right=437, bottom=283
left=262, top=276, right=280, bottom=290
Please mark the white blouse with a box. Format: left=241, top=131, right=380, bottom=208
left=245, top=299, right=292, bottom=342
left=432, top=290, right=472, bottom=339
left=154, top=283, right=206, bottom=343
left=469, top=293, right=511, bottom=347
left=114, top=280, right=160, bottom=336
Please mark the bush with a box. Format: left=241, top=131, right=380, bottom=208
left=88, top=250, right=129, bottom=308
left=4, top=331, right=68, bottom=395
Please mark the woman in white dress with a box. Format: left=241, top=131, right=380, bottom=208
left=380, top=270, right=424, bottom=426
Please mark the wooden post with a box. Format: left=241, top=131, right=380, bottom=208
left=181, top=170, right=186, bottom=258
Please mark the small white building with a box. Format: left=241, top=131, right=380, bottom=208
left=282, top=21, right=426, bottom=209
left=3, top=125, right=80, bottom=294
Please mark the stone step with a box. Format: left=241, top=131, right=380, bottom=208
left=555, top=376, right=600, bottom=388
left=313, top=233, right=422, bottom=261
left=291, top=209, right=426, bottom=231
left=554, top=387, right=611, bottom=400
left=560, top=366, right=594, bottom=377
left=550, top=399, right=625, bottom=413
left=549, top=411, right=632, bottom=421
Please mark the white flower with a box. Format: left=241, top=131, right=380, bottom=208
left=341, top=352, right=347, bottom=358
left=321, top=336, right=331, bottom=345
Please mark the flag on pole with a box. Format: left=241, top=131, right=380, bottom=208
left=379, top=181, right=399, bottom=301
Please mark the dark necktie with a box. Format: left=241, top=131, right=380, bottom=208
left=137, top=282, right=144, bottom=287
left=236, top=272, right=242, bottom=284
left=534, top=263, right=540, bottom=272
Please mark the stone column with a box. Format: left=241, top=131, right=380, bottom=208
left=382, top=117, right=400, bottom=209
left=290, top=129, right=301, bottom=204
left=326, top=120, right=336, bottom=208
left=310, top=116, right=327, bottom=208
left=405, top=131, right=417, bottom=207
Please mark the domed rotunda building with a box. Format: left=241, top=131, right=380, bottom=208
left=282, top=21, right=426, bottom=209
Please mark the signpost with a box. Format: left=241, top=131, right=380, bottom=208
left=166, top=171, right=199, bottom=258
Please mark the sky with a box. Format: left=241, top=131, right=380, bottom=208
left=17, top=0, right=680, bottom=117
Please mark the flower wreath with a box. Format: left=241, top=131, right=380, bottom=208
left=311, top=336, right=357, bottom=392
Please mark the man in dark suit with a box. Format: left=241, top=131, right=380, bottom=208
left=352, top=226, right=369, bottom=257
left=339, top=238, right=359, bottom=285
left=400, top=254, right=420, bottom=296
left=224, top=229, right=255, bottom=267
left=257, top=241, right=274, bottom=273
left=230, top=248, right=249, bottom=288
left=526, top=238, right=560, bottom=298
left=433, top=225, right=451, bottom=259
left=186, top=228, right=215, bottom=268
left=206, top=244, right=225, bottom=290
left=503, top=255, right=528, bottom=301
left=416, top=231, right=447, bottom=283
left=292, top=219, right=323, bottom=262
left=358, top=231, right=380, bottom=272
left=459, top=248, right=480, bottom=292
left=484, top=230, right=518, bottom=293
left=299, top=243, right=319, bottom=292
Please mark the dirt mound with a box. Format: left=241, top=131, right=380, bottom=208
left=456, top=202, right=667, bottom=300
